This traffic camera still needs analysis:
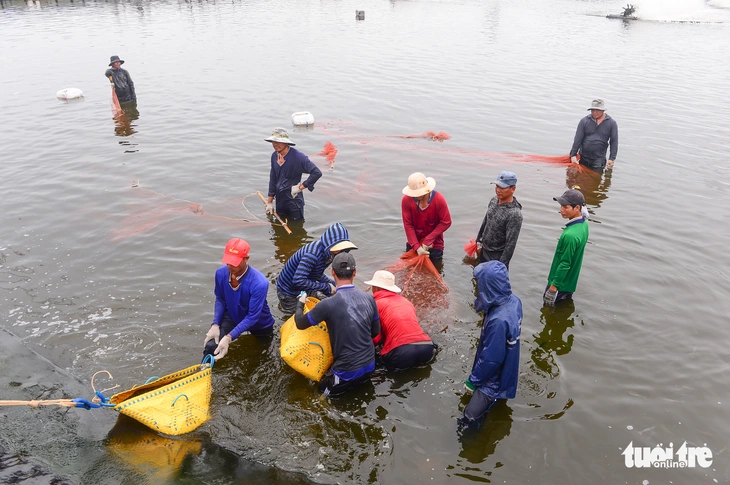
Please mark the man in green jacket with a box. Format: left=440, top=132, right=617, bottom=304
left=544, top=189, right=589, bottom=307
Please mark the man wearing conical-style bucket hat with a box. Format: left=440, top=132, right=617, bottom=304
left=401, top=172, right=452, bottom=263
left=104, top=55, right=136, bottom=103
left=569, top=98, right=619, bottom=172
left=264, top=127, right=322, bottom=221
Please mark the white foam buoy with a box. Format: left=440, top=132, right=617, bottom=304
left=56, top=88, right=84, bottom=100
left=291, top=111, right=315, bottom=127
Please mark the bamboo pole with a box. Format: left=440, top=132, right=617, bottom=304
left=257, top=191, right=292, bottom=234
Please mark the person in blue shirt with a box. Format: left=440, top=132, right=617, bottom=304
left=462, top=261, right=523, bottom=427
left=202, top=238, right=275, bottom=361
left=265, top=128, right=322, bottom=221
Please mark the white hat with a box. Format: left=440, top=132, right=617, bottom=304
left=587, top=99, right=606, bottom=111
left=329, top=240, right=358, bottom=252
left=402, top=172, right=436, bottom=197
left=264, top=127, right=296, bottom=146
left=364, top=270, right=402, bottom=293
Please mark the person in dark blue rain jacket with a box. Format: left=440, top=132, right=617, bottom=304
left=276, top=222, right=357, bottom=314
left=264, top=127, right=322, bottom=221
left=462, top=260, right=522, bottom=426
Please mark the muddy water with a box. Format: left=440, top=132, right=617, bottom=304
left=1, top=0, right=730, bottom=483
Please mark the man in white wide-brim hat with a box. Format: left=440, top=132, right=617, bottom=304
left=569, top=98, right=619, bottom=172
left=365, top=270, right=436, bottom=370
left=401, top=172, right=452, bottom=263
left=265, top=127, right=322, bottom=221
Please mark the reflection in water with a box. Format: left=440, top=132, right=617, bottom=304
left=114, top=101, right=139, bottom=139
left=565, top=165, right=612, bottom=215
left=457, top=400, right=513, bottom=467
left=81, top=415, right=309, bottom=484
left=532, top=300, right=579, bottom=378
left=270, top=218, right=311, bottom=265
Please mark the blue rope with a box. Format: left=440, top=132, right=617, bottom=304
left=72, top=398, right=101, bottom=410
left=202, top=354, right=215, bottom=368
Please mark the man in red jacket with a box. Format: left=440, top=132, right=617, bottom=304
left=365, top=270, right=437, bottom=370
left=401, top=172, right=452, bottom=263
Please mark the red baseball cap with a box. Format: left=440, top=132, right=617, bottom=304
left=222, top=238, right=250, bottom=266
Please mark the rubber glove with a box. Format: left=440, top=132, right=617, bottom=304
left=265, top=202, right=274, bottom=215
left=476, top=242, right=482, bottom=252
left=416, top=246, right=430, bottom=257
left=298, top=291, right=307, bottom=304
left=581, top=205, right=590, bottom=220
left=543, top=287, right=558, bottom=307
left=464, top=378, right=475, bottom=393
left=606, top=159, right=615, bottom=170
left=570, top=156, right=578, bottom=164
left=214, top=335, right=231, bottom=360
left=327, top=283, right=337, bottom=296
left=204, top=325, right=220, bottom=346
left=291, top=185, right=302, bottom=197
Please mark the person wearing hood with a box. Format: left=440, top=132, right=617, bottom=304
left=401, top=172, right=452, bottom=263
left=570, top=99, right=618, bottom=172
left=104, top=55, right=136, bottom=103
left=462, top=261, right=522, bottom=427
left=475, top=171, right=523, bottom=269
left=276, top=222, right=357, bottom=314
left=265, top=128, right=322, bottom=221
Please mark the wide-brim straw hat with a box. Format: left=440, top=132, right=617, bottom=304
left=329, top=240, right=358, bottom=252
left=364, top=270, right=401, bottom=293
left=264, top=127, right=296, bottom=146
left=402, top=172, right=436, bottom=197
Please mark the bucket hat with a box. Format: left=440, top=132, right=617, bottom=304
left=109, top=55, right=125, bottom=66
left=264, top=127, right=296, bottom=146
left=364, top=270, right=402, bottom=293
left=402, top=172, right=436, bottom=197
left=587, top=99, right=606, bottom=111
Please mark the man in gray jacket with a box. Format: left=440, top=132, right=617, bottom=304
left=570, top=99, right=618, bottom=172
left=475, top=171, right=523, bottom=269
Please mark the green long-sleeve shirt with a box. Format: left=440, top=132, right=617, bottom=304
left=547, top=218, right=589, bottom=293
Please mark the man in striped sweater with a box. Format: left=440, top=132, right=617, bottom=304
left=276, top=222, right=357, bottom=314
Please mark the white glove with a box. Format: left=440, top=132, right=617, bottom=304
left=328, top=283, right=337, bottom=296
left=265, top=202, right=274, bottom=214
left=291, top=185, right=303, bottom=197
left=543, top=287, right=558, bottom=307
left=298, top=291, right=307, bottom=304
left=476, top=242, right=483, bottom=251
left=570, top=156, right=578, bottom=164
left=214, top=335, right=231, bottom=360
left=606, top=159, right=615, bottom=170
left=204, top=325, right=220, bottom=346
left=416, top=246, right=430, bottom=256
left=581, top=205, right=590, bottom=220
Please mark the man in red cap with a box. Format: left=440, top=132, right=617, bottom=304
left=203, top=238, right=275, bottom=361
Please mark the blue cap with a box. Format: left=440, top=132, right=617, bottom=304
left=492, top=171, right=517, bottom=188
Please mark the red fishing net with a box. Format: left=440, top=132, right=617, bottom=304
left=111, top=86, right=122, bottom=116
left=316, top=141, right=338, bottom=164
left=464, top=239, right=478, bottom=259
left=383, top=250, right=449, bottom=330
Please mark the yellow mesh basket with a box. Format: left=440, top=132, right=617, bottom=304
left=108, top=363, right=212, bottom=436
left=280, top=297, right=333, bottom=381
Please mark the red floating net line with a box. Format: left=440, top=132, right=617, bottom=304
left=383, top=250, right=450, bottom=330
left=317, top=141, right=338, bottom=163
left=398, top=131, right=451, bottom=142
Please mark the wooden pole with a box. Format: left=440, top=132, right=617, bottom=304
left=257, top=191, right=292, bottom=234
